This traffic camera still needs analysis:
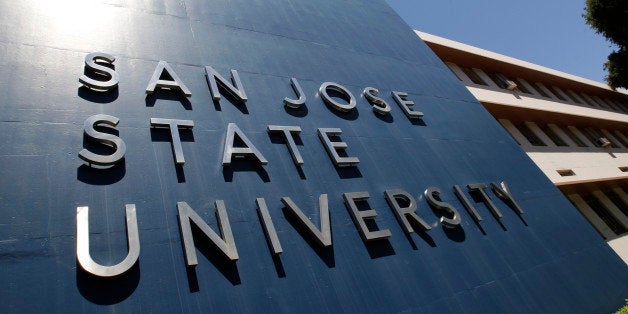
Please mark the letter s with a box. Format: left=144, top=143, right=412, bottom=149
left=425, top=187, right=461, bottom=227
left=79, top=52, right=119, bottom=91
left=78, top=114, right=126, bottom=167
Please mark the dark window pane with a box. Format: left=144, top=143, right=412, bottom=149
left=514, top=79, right=531, bottom=94
left=550, top=87, right=567, bottom=101
left=565, top=90, right=582, bottom=104
left=531, top=83, right=550, bottom=98
left=460, top=67, right=487, bottom=85
left=562, top=126, right=588, bottom=147
left=607, top=191, right=628, bottom=218
left=613, top=130, right=628, bottom=147
left=514, top=122, right=546, bottom=146
left=582, top=193, right=627, bottom=236
left=539, top=124, right=568, bottom=146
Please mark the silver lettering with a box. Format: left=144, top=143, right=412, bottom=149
left=223, top=123, right=268, bottom=166
left=317, top=128, right=359, bottom=166
left=319, top=82, right=356, bottom=112
left=491, top=181, right=524, bottom=215
left=267, top=125, right=304, bottom=166
left=145, top=61, right=192, bottom=96
left=453, top=185, right=483, bottom=222
left=79, top=52, right=119, bottom=91
left=392, top=91, right=423, bottom=119
left=177, top=201, right=239, bottom=265
left=424, top=187, right=461, bottom=227
left=78, top=114, right=126, bottom=167
left=256, top=198, right=283, bottom=255
left=384, top=189, right=431, bottom=233
left=76, top=204, right=139, bottom=277
left=281, top=195, right=332, bottom=247
left=283, top=77, right=306, bottom=109
left=467, top=183, right=503, bottom=218
left=150, top=118, right=194, bottom=165
left=205, top=66, right=247, bottom=103
left=343, top=191, right=391, bottom=241
left=363, top=87, right=391, bottom=115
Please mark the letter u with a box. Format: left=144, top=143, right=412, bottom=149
left=76, top=204, right=140, bottom=277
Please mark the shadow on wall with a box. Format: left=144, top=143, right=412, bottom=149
left=145, top=89, right=192, bottom=110
left=78, top=86, right=119, bottom=104
left=184, top=224, right=242, bottom=292
left=77, top=162, right=126, bottom=185
left=76, top=261, right=140, bottom=305
left=282, top=206, right=336, bottom=268
left=222, top=158, right=270, bottom=182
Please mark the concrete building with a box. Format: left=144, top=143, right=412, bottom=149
left=2, top=1, right=628, bottom=311
left=417, top=31, right=628, bottom=263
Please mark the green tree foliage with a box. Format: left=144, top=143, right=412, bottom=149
left=584, top=0, right=628, bottom=89
left=616, top=299, right=628, bottom=314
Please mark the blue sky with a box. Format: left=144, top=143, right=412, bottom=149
left=386, top=0, right=615, bottom=84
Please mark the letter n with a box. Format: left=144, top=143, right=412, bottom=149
left=177, top=201, right=239, bottom=266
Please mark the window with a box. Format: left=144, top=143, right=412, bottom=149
left=619, top=167, right=628, bottom=173
left=539, top=124, right=568, bottom=146
left=565, top=90, right=583, bottom=104
left=601, top=130, right=623, bottom=148
left=607, top=99, right=628, bottom=113
left=617, top=102, right=628, bottom=112
left=501, top=125, right=521, bottom=145
left=513, top=122, right=546, bottom=146
left=582, top=127, right=604, bottom=147
left=459, top=67, right=487, bottom=86
left=597, top=97, right=622, bottom=111
left=487, top=72, right=516, bottom=90
left=550, top=86, right=567, bottom=101
left=613, top=130, right=628, bottom=147
left=607, top=190, right=628, bottom=217
left=583, top=128, right=619, bottom=148
left=514, top=79, right=532, bottom=94
left=445, top=64, right=462, bottom=81
left=563, top=126, right=588, bottom=147
left=580, top=94, right=601, bottom=108
left=581, top=193, right=627, bottom=236
left=531, top=83, right=550, bottom=98
left=592, top=96, right=613, bottom=110
left=557, top=169, right=575, bottom=176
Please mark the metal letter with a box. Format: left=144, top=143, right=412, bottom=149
left=223, top=123, right=268, bottom=166
left=256, top=198, right=283, bottom=255
left=343, top=191, right=391, bottom=242
left=424, top=187, right=461, bottom=227
left=491, top=181, right=525, bottom=215
left=384, top=189, right=431, bottom=233
left=177, top=201, right=239, bottom=265
left=467, top=183, right=503, bottom=218
left=453, top=185, right=482, bottom=222
left=392, top=91, right=423, bottom=119
left=317, top=128, right=360, bottom=166
left=319, top=82, right=356, bottom=112
left=145, top=61, right=192, bottom=96
left=281, top=195, right=331, bottom=247
left=267, top=125, right=304, bottom=166
left=283, top=77, right=306, bottom=109
left=363, top=87, right=391, bottom=115
left=78, top=114, right=126, bottom=167
left=150, top=118, right=194, bottom=165
left=79, top=52, right=119, bottom=91
left=76, top=204, right=139, bottom=277
left=205, top=66, right=247, bottom=103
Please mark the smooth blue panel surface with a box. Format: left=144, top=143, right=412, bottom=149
left=0, top=0, right=626, bottom=313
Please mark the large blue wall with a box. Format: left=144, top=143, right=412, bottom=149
left=0, top=0, right=626, bottom=312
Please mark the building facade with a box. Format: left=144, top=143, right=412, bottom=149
left=417, top=31, right=628, bottom=263
left=0, top=1, right=627, bottom=312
